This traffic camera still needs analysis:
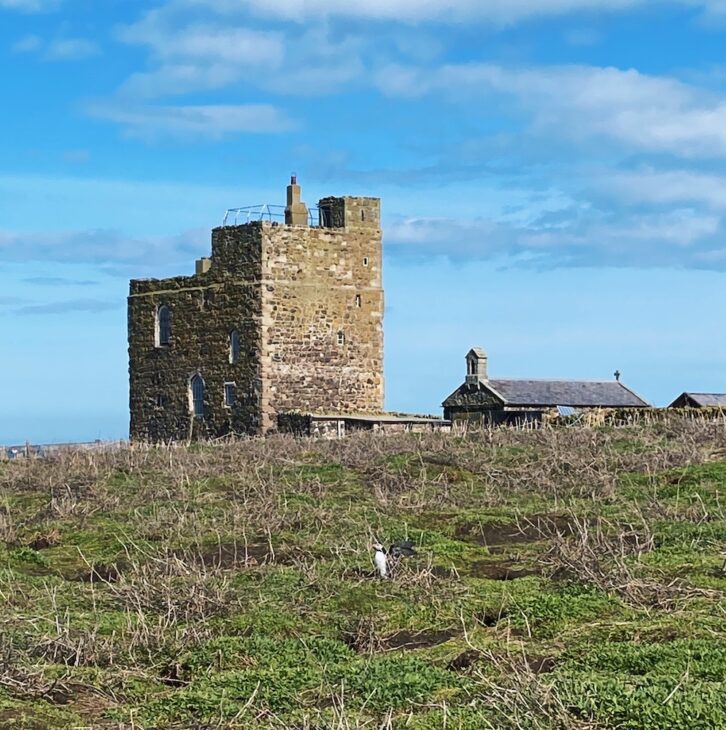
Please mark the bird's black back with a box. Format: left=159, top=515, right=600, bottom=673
left=389, top=540, right=416, bottom=558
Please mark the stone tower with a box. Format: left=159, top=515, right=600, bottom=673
left=127, top=178, right=384, bottom=441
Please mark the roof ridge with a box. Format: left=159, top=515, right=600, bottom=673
left=488, top=377, right=626, bottom=384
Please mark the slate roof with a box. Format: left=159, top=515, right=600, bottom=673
left=489, top=379, right=648, bottom=407
left=670, top=393, right=726, bottom=408
left=443, top=378, right=649, bottom=409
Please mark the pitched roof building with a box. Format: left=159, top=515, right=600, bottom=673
left=668, top=393, right=726, bottom=408
left=443, top=347, right=649, bottom=425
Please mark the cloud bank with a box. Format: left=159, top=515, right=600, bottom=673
left=86, top=103, right=295, bottom=140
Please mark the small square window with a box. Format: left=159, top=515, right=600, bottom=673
left=224, top=382, right=236, bottom=407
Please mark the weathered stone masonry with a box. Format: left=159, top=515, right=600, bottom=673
left=128, top=182, right=384, bottom=441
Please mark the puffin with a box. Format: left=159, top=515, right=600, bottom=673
left=372, top=540, right=416, bottom=578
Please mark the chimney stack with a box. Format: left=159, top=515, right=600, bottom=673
left=285, top=174, right=309, bottom=226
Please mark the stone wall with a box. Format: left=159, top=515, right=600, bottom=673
left=443, top=384, right=501, bottom=422
left=128, top=228, right=264, bottom=441
left=260, top=220, right=384, bottom=431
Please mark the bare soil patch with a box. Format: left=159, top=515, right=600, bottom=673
left=448, top=649, right=482, bottom=671
left=381, top=628, right=458, bottom=651
left=475, top=608, right=509, bottom=627
left=429, top=565, right=460, bottom=579
left=447, top=650, right=556, bottom=674
left=343, top=625, right=457, bottom=653
left=522, top=655, right=557, bottom=674
left=468, top=560, right=540, bottom=580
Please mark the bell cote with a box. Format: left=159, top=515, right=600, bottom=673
left=465, top=347, right=488, bottom=384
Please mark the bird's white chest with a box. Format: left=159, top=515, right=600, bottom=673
left=374, top=549, right=388, bottom=578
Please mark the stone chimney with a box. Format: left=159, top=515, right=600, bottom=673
left=195, top=257, right=211, bottom=275
left=285, top=174, right=309, bottom=226
left=465, top=347, right=488, bottom=384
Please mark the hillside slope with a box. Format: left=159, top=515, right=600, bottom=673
left=1, top=419, right=725, bottom=728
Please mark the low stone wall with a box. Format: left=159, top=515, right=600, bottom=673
left=277, top=413, right=451, bottom=439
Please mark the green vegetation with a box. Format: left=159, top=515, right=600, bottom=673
left=0, top=417, right=724, bottom=728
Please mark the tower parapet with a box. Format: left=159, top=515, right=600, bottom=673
left=318, top=196, right=380, bottom=230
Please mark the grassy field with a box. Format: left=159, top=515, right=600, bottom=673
left=0, top=417, right=725, bottom=729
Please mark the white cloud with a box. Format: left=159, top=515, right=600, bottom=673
left=180, top=0, right=643, bottom=23
left=12, top=34, right=100, bottom=60
left=116, top=0, right=726, bottom=110
left=376, top=62, right=726, bottom=158
left=263, top=26, right=366, bottom=95
left=387, top=207, right=724, bottom=268
left=698, top=0, right=726, bottom=16
left=119, top=62, right=243, bottom=98
left=61, top=149, right=91, bottom=164
left=117, top=17, right=283, bottom=66
left=86, top=103, right=295, bottom=140
left=0, top=227, right=207, bottom=270
left=115, top=7, right=364, bottom=98
left=12, top=299, right=120, bottom=316
left=179, top=0, right=726, bottom=24
left=0, top=0, right=59, bottom=11
left=12, top=34, right=42, bottom=52
left=597, top=168, right=726, bottom=210
left=45, top=38, right=100, bottom=60
left=566, top=28, right=602, bottom=45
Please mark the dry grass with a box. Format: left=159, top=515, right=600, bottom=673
left=0, top=416, right=724, bottom=727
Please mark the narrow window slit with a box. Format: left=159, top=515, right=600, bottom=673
left=190, top=374, right=205, bottom=417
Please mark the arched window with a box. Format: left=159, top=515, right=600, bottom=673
left=156, top=304, right=171, bottom=347
left=229, top=330, right=240, bottom=365
left=190, top=374, right=205, bottom=417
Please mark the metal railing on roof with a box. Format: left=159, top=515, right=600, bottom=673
left=223, top=205, right=321, bottom=227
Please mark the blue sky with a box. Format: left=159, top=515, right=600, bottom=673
left=2, top=0, right=726, bottom=443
